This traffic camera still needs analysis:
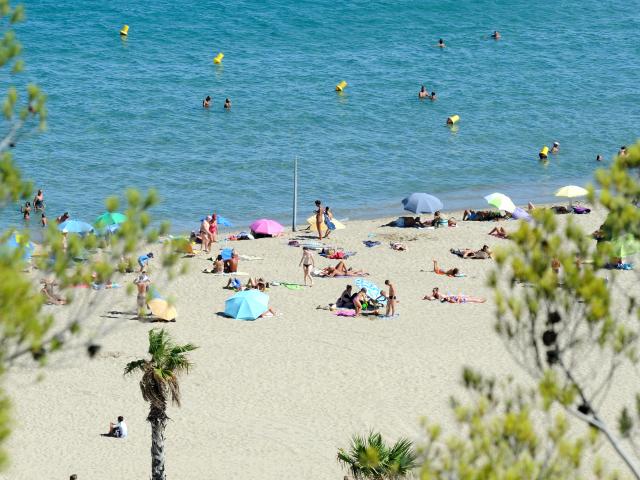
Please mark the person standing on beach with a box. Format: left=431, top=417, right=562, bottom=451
left=385, top=280, right=397, bottom=317
left=314, top=200, right=324, bottom=240
left=200, top=216, right=211, bottom=253
left=209, top=213, right=218, bottom=243
left=134, top=273, right=150, bottom=318
left=324, top=207, right=336, bottom=238
left=299, top=247, right=315, bottom=286
left=137, top=252, right=154, bottom=272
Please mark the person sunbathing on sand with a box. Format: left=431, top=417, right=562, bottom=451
left=463, top=210, right=505, bottom=221
left=488, top=226, right=510, bottom=239
left=451, top=245, right=492, bottom=259
left=423, top=287, right=486, bottom=303
left=433, top=260, right=462, bottom=277
left=40, top=279, right=66, bottom=305
left=322, top=260, right=368, bottom=277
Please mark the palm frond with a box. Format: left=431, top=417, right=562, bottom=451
left=123, top=358, right=146, bottom=376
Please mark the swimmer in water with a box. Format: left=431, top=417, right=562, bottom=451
left=596, top=154, right=604, bottom=162
left=491, top=31, right=501, bottom=40
left=203, top=96, right=211, bottom=108
left=418, top=85, right=428, bottom=99
left=224, top=98, right=231, bottom=110
left=551, top=141, right=560, bottom=154
left=618, top=146, right=628, bottom=157
left=437, top=38, right=446, bottom=48
left=429, top=91, right=437, bottom=100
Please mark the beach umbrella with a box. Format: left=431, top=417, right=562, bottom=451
left=610, top=234, right=640, bottom=258
left=555, top=185, right=588, bottom=198
left=306, top=215, right=346, bottom=232
left=58, top=220, right=94, bottom=234
left=95, top=212, right=127, bottom=227
left=511, top=207, right=532, bottom=222
left=484, top=193, right=516, bottom=213
left=250, top=218, right=283, bottom=236
left=3, top=233, right=35, bottom=260
left=148, top=298, right=177, bottom=321
left=401, top=193, right=443, bottom=214
left=217, top=215, right=233, bottom=227
left=224, top=289, right=269, bottom=320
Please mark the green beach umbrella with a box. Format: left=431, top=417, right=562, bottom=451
left=95, top=212, right=127, bottom=227
left=484, top=192, right=516, bottom=213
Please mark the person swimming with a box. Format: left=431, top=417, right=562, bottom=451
left=491, top=31, right=501, bottom=40
left=429, top=91, right=436, bottom=100
left=203, top=96, right=211, bottom=108
left=596, top=154, right=604, bottom=162
left=437, top=38, right=445, bottom=48
left=419, top=85, right=428, bottom=99
left=224, top=98, right=231, bottom=110
left=618, top=146, right=628, bottom=157
left=551, top=141, right=560, bottom=154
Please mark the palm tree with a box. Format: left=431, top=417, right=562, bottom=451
left=337, top=431, right=417, bottom=479
left=124, top=328, right=197, bottom=480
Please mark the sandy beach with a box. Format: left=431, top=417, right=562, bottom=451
left=5, top=207, right=635, bottom=479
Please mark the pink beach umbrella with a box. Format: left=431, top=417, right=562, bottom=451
left=250, top=218, right=283, bottom=236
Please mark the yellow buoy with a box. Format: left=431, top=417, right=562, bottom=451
left=213, top=52, right=224, bottom=64
left=335, top=80, right=348, bottom=92
left=539, top=146, right=549, bottom=159
left=446, top=114, right=460, bottom=125
left=120, top=25, right=129, bottom=36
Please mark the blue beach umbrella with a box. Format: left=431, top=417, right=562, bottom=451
left=3, top=233, right=35, bottom=260
left=217, top=215, right=233, bottom=227
left=58, top=220, right=94, bottom=234
left=224, top=289, right=269, bottom=320
left=401, top=193, right=443, bottom=214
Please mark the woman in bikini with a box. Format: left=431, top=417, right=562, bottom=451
left=488, top=226, right=509, bottom=239
left=423, top=287, right=485, bottom=303
left=322, top=261, right=368, bottom=277
left=299, top=247, right=315, bottom=286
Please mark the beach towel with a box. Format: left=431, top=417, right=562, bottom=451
left=572, top=206, right=591, bottom=214
left=206, top=271, right=250, bottom=276
left=354, top=278, right=387, bottom=306
left=280, top=282, right=304, bottom=290
left=605, top=263, right=633, bottom=270
left=363, top=240, right=381, bottom=248
left=335, top=309, right=356, bottom=317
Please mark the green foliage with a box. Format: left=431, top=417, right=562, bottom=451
left=490, top=142, right=640, bottom=477
left=124, top=329, right=197, bottom=409
left=337, top=431, right=417, bottom=479
left=418, top=369, right=624, bottom=480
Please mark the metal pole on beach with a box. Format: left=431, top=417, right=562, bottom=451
left=292, top=156, right=298, bottom=231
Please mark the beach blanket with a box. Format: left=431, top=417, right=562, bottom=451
left=334, top=309, right=356, bottom=317
left=354, top=278, right=387, bottom=306
left=605, top=263, right=633, bottom=270
left=572, top=206, right=591, bottom=214
left=363, top=240, right=381, bottom=248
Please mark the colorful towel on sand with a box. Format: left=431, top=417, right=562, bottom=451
left=363, top=240, right=381, bottom=248
left=335, top=309, right=356, bottom=317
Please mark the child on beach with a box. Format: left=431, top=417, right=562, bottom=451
left=137, top=252, right=154, bottom=272
left=299, top=247, right=315, bottom=286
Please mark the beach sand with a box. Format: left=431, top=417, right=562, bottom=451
left=4, top=207, right=634, bottom=479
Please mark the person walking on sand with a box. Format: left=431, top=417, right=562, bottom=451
left=299, top=247, right=315, bottom=286
left=385, top=280, right=397, bottom=317
left=323, top=206, right=336, bottom=238
left=314, top=200, right=324, bottom=240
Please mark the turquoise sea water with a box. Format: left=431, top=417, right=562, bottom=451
left=2, top=0, right=639, bottom=232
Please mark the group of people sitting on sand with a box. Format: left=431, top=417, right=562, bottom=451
left=384, top=211, right=456, bottom=228
left=335, top=284, right=389, bottom=316
left=225, top=276, right=268, bottom=292
left=203, top=249, right=239, bottom=273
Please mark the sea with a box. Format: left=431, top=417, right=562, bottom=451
left=2, top=0, right=639, bottom=233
